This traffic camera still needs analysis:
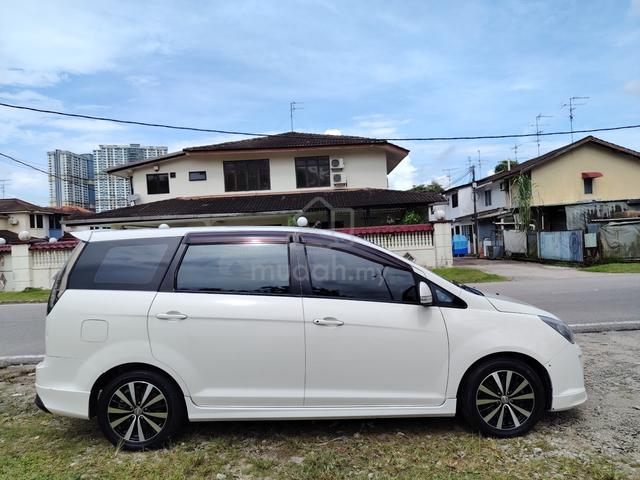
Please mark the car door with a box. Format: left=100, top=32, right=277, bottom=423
left=148, top=233, right=305, bottom=407
left=298, top=238, right=449, bottom=407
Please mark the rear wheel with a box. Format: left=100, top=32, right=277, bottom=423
left=96, top=370, right=185, bottom=450
left=460, top=358, right=545, bottom=438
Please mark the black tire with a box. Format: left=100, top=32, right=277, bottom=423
left=460, top=358, right=545, bottom=438
left=96, top=370, right=185, bottom=450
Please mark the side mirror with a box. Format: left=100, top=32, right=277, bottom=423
left=419, top=282, right=433, bottom=306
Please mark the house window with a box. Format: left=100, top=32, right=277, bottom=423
left=484, top=190, right=492, bottom=206
left=29, top=214, right=44, bottom=229
left=583, top=178, right=593, bottom=194
left=223, top=159, right=270, bottom=192
left=189, top=171, right=207, bottom=181
left=451, top=192, right=459, bottom=208
left=146, top=173, right=170, bottom=195
left=295, top=156, right=330, bottom=188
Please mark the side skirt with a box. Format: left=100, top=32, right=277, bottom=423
left=186, top=398, right=458, bottom=422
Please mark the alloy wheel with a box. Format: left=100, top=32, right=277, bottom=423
left=475, top=369, right=535, bottom=431
left=107, top=381, right=168, bottom=443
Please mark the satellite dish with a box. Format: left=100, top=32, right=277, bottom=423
left=158, top=223, right=170, bottom=229
left=0, top=238, right=6, bottom=245
left=18, top=231, right=31, bottom=241
left=434, top=209, right=446, bottom=220
left=49, top=237, right=58, bottom=243
left=296, top=216, right=309, bottom=227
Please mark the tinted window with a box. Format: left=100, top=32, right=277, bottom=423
left=68, top=237, right=180, bottom=291
left=295, top=156, right=330, bottom=188
left=432, top=283, right=466, bottom=308
left=306, top=246, right=416, bottom=303
left=583, top=177, right=593, bottom=194
left=223, top=159, right=270, bottom=192
left=189, top=171, right=207, bottom=181
left=147, top=173, right=169, bottom=194
left=176, top=243, right=290, bottom=294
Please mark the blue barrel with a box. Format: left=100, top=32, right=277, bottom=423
left=452, top=234, right=469, bottom=256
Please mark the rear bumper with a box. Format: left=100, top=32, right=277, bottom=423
left=35, top=357, right=90, bottom=419
left=547, top=342, right=587, bottom=411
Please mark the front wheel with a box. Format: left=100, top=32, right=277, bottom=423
left=460, top=358, right=545, bottom=438
left=96, top=370, right=185, bottom=450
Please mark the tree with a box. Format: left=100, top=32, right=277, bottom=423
left=494, top=159, right=519, bottom=173
left=410, top=181, right=444, bottom=194
left=513, top=174, right=533, bottom=231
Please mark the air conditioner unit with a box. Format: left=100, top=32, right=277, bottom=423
left=8, top=217, right=19, bottom=225
left=330, top=157, right=344, bottom=170
left=331, top=172, right=347, bottom=187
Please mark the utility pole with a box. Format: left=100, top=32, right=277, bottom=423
left=471, top=165, right=480, bottom=258
left=289, top=101, right=303, bottom=131
left=532, top=113, right=552, bottom=156
left=561, top=96, right=589, bottom=142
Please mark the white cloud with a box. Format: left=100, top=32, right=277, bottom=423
left=624, top=80, right=640, bottom=95
left=631, top=0, right=640, bottom=14
left=388, top=156, right=417, bottom=190
left=352, top=114, right=410, bottom=138
left=324, top=129, right=342, bottom=135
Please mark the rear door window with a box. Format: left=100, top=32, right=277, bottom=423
left=176, top=243, right=291, bottom=295
left=68, top=237, right=180, bottom=291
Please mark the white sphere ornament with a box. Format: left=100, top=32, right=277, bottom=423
left=0, top=238, right=6, bottom=245
left=158, top=223, right=170, bottom=229
left=296, top=216, right=309, bottom=227
left=49, top=237, right=58, bottom=243
left=18, top=230, right=31, bottom=241
left=434, top=209, right=446, bottom=221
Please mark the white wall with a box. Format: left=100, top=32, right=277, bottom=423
left=0, top=212, right=50, bottom=239
left=128, top=148, right=389, bottom=204
left=438, top=182, right=507, bottom=221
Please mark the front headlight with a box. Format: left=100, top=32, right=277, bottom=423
left=539, top=315, right=574, bottom=344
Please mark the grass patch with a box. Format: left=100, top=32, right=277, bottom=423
left=581, top=263, right=640, bottom=274
left=0, top=288, right=50, bottom=304
left=432, top=267, right=507, bottom=284
left=1, top=366, right=633, bottom=480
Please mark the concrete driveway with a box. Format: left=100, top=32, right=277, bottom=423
left=458, top=258, right=640, bottom=326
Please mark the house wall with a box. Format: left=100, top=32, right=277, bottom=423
left=531, top=144, right=640, bottom=206
left=0, top=212, right=50, bottom=239
left=128, top=148, right=389, bottom=204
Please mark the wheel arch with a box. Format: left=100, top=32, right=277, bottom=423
left=89, top=362, right=187, bottom=418
left=455, top=352, right=553, bottom=410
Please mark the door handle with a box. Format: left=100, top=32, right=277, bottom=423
left=313, top=317, right=344, bottom=326
left=155, top=312, right=188, bottom=321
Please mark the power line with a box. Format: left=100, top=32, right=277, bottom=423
left=2, top=101, right=640, bottom=142
left=0, top=151, right=94, bottom=190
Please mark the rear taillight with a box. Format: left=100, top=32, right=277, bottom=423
left=47, top=241, right=85, bottom=314
left=47, top=270, right=64, bottom=314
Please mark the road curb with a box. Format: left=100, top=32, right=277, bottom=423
left=0, top=355, right=44, bottom=367
left=570, top=321, right=640, bottom=333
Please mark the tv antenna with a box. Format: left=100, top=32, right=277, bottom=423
left=511, top=143, right=524, bottom=163
left=531, top=113, right=553, bottom=156
left=289, top=101, right=303, bottom=131
left=0, top=179, right=8, bottom=198
left=561, top=96, right=589, bottom=142
left=476, top=149, right=482, bottom=176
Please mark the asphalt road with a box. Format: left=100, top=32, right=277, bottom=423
left=1, top=262, right=639, bottom=356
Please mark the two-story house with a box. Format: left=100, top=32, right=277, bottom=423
left=64, top=132, right=445, bottom=230
left=0, top=198, right=88, bottom=242
left=436, top=135, right=640, bottom=254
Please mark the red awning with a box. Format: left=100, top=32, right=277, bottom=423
left=582, top=172, right=603, bottom=179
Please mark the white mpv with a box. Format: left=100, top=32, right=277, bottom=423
left=36, top=227, right=586, bottom=450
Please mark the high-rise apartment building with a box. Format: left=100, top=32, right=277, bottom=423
left=48, top=150, right=95, bottom=210
left=94, top=144, right=167, bottom=212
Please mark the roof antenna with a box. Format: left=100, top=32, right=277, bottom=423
left=531, top=113, right=553, bottom=156
left=290, top=101, right=303, bottom=132
left=561, top=97, right=589, bottom=142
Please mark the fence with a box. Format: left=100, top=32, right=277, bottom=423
left=336, top=222, right=453, bottom=268
left=0, top=241, right=77, bottom=292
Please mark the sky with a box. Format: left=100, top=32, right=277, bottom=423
left=1, top=0, right=639, bottom=205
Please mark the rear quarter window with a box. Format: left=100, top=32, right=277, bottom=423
left=67, top=237, right=181, bottom=291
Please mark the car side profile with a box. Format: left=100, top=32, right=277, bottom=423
left=35, top=226, right=586, bottom=450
